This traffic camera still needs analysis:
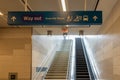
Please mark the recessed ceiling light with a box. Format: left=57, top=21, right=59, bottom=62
left=0, top=12, right=4, bottom=16
left=61, top=0, right=67, bottom=12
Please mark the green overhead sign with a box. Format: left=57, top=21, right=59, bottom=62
left=8, top=11, right=102, bottom=26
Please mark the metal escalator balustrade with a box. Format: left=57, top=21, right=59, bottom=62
left=75, top=38, right=90, bottom=80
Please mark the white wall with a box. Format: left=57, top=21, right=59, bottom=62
left=84, top=0, right=120, bottom=80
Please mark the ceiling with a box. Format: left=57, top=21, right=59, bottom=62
left=0, top=0, right=118, bottom=35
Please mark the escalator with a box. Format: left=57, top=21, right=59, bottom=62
left=45, top=40, right=72, bottom=80
left=45, top=51, right=69, bottom=79
left=75, top=38, right=90, bottom=80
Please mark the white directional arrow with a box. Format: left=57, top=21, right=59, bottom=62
left=93, top=16, right=98, bottom=21
left=11, top=16, right=16, bottom=22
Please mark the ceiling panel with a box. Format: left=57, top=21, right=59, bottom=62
left=68, top=0, right=85, bottom=11
left=0, top=0, right=24, bottom=27
left=86, top=0, right=97, bottom=10
left=0, top=0, right=24, bottom=14
left=68, top=0, right=97, bottom=11
left=28, top=0, right=60, bottom=11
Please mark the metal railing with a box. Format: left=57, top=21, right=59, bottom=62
left=66, top=41, right=73, bottom=80
left=32, top=44, right=57, bottom=80
left=41, top=49, right=57, bottom=79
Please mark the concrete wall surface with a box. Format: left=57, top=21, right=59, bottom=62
left=84, top=0, right=120, bottom=80
left=0, top=27, right=32, bottom=80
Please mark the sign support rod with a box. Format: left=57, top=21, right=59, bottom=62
left=84, top=0, right=87, bottom=11
left=25, top=0, right=28, bottom=11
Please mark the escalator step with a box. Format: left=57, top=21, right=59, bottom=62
left=76, top=59, right=86, bottom=60
left=45, top=75, right=66, bottom=79
left=76, top=61, right=86, bottom=63
left=75, top=38, right=90, bottom=80
left=76, top=63, right=87, bottom=65
left=76, top=75, right=89, bottom=78
left=76, top=65, right=87, bottom=67
left=76, top=72, right=89, bottom=75
left=46, top=73, right=66, bottom=76
left=76, top=67, right=88, bottom=69
left=76, top=78, right=90, bottom=80
left=76, top=61, right=86, bottom=62
left=76, top=69, right=88, bottom=72
left=76, top=62, right=86, bottom=63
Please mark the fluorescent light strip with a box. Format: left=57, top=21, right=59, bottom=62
left=61, top=0, right=67, bottom=12
left=0, top=12, right=3, bottom=16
